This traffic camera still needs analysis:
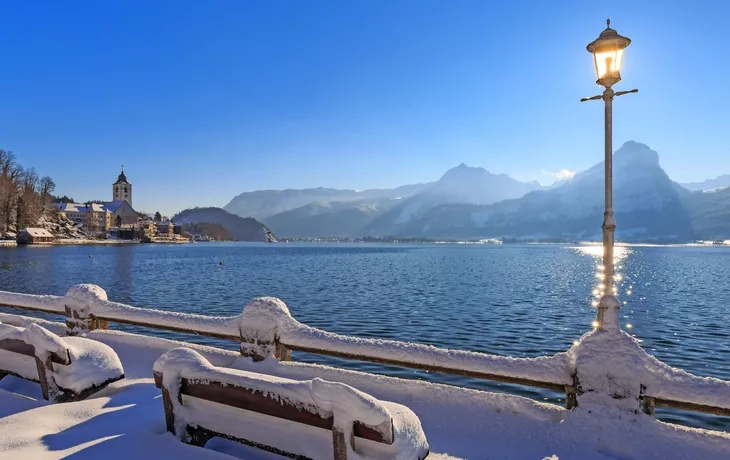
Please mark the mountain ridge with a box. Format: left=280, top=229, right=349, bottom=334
left=224, top=142, right=729, bottom=242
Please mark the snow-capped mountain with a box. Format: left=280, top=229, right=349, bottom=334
left=392, top=142, right=696, bottom=241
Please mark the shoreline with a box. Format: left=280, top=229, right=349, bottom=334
left=53, top=239, right=140, bottom=245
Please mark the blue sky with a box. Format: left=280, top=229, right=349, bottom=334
left=0, top=1, right=727, bottom=215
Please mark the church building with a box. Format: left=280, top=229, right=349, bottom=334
left=103, top=167, right=138, bottom=226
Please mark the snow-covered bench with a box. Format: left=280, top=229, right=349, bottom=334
left=153, top=348, right=430, bottom=460
left=0, top=322, right=124, bottom=402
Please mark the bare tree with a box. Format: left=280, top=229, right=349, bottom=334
left=0, top=150, right=59, bottom=233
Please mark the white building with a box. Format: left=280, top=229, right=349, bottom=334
left=55, top=202, right=112, bottom=233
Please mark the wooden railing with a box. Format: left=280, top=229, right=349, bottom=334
left=1, top=285, right=729, bottom=420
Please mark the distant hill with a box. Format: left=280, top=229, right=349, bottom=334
left=681, top=175, right=730, bottom=192
left=181, top=222, right=232, bottom=241
left=173, top=207, right=276, bottom=242
left=223, top=183, right=432, bottom=220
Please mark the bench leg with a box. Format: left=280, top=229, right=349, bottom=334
left=332, top=426, right=354, bottom=460
left=162, top=387, right=176, bottom=434
left=34, top=356, right=52, bottom=400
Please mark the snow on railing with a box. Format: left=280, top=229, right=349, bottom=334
left=641, top=353, right=730, bottom=416
left=2, top=283, right=729, bottom=418
left=241, top=297, right=572, bottom=390
left=0, top=290, right=65, bottom=314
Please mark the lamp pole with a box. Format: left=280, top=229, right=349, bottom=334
left=581, top=19, right=637, bottom=329
left=602, top=86, right=616, bottom=328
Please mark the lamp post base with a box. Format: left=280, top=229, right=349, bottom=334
left=597, top=294, right=621, bottom=330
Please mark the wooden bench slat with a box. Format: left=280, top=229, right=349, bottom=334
left=0, top=338, right=70, bottom=365
left=181, top=379, right=391, bottom=444
left=154, top=370, right=392, bottom=444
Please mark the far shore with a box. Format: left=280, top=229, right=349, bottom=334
left=53, top=239, right=140, bottom=245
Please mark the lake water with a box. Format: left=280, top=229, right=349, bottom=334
left=1, top=242, right=729, bottom=431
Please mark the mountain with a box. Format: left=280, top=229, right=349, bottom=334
left=392, top=142, right=697, bottom=241
left=423, top=164, right=544, bottom=205
left=260, top=165, right=545, bottom=238
left=223, top=142, right=729, bottom=242
left=173, top=207, right=277, bottom=242
left=686, top=186, right=730, bottom=240
left=223, top=183, right=432, bottom=220
left=681, top=175, right=730, bottom=192
left=180, top=222, right=232, bottom=241
left=263, top=198, right=409, bottom=238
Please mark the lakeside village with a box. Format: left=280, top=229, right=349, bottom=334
left=0, top=168, right=208, bottom=246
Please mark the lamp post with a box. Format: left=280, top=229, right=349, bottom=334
left=581, top=20, right=637, bottom=329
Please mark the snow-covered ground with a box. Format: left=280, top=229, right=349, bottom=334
left=1, top=316, right=730, bottom=460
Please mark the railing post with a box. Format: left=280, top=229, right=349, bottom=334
left=239, top=297, right=293, bottom=362
left=565, top=382, right=578, bottom=410
left=572, top=327, right=644, bottom=413
left=276, top=343, right=291, bottom=361
left=63, top=284, right=107, bottom=336
left=642, top=396, right=655, bottom=417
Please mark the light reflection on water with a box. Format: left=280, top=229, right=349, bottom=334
left=570, top=245, right=633, bottom=309
left=0, top=242, right=728, bottom=431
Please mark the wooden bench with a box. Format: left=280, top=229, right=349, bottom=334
left=0, top=322, right=124, bottom=402
left=154, top=347, right=429, bottom=460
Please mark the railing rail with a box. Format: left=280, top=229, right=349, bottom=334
left=2, top=284, right=729, bottom=420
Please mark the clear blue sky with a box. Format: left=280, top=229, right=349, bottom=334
left=0, top=1, right=727, bottom=215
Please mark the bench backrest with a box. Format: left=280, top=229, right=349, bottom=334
left=154, top=348, right=397, bottom=460
left=0, top=323, right=71, bottom=400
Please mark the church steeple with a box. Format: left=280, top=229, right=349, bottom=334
left=114, top=165, right=129, bottom=185
left=112, top=166, right=132, bottom=206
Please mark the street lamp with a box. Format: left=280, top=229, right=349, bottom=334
left=581, top=20, right=637, bottom=329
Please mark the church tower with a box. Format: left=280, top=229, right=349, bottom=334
left=113, top=166, right=132, bottom=206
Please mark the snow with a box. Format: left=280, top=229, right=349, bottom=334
left=22, top=323, right=68, bottom=360
left=0, top=320, right=124, bottom=397
left=64, top=284, right=243, bottom=338
left=20, top=227, right=55, bottom=238
left=567, top=323, right=730, bottom=412
left=55, top=336, right=124, bottom=393
left=2, top=317, right=730, bottom=459
left=239, top=297, right=292, bottom=358
left=0, top=290, right=65, bottom=314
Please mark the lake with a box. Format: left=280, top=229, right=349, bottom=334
left=1, top=242, right=729, bottom=430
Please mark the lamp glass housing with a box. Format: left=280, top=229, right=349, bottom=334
left=593, top=48, right=624, bottom=81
